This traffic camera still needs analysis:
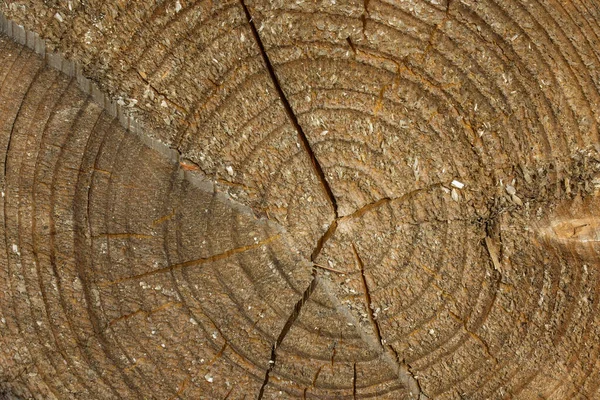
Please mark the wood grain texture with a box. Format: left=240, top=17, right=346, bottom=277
left=1, top=1, right=600, bottom=399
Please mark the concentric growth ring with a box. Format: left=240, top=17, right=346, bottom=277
left=1, top=1, right=600, bottom=399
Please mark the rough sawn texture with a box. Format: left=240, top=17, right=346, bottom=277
left=2, top=0, right=600, bottom=399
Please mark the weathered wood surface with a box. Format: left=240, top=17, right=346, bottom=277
left=1, top=1, right=600, bottom=399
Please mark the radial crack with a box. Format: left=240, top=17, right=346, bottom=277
left=341, top=183, right=442, bottom=222
left=405, top=362, right=426, bottom=400
left=257, top=269, right=319, bottom=399
left=386, top=344, right=427, bottom=399
left=352, top=243, right=383, bottom=346
left=107, top=301, right=182, bottom=328
left=311, top=184, right=445, bottom=265
left=239, top=0, right=338, bottom=218
left=448, top=311, right=497, bottom=364
left=419, top=1, right=453, bottom=62
left=353, top=362, right=357, bottom=399
left=100, top=234, right=280, bottom=287
left=351, top=245, right=427, bottom=399
left=361, top=0, right=370, bottom=37
left=311, top=219, right=338, bottom=262
left=135, top=69, right=186, bottom=113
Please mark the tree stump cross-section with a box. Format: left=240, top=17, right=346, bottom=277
left=2, top=1, right=600, bottom=399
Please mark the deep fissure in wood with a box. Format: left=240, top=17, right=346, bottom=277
left=353, top=362, right=358, bottom=399
left=257, top=269, right=319, bottom=399
left=351, top=244, right=427, bottom=399
left=239, top=0, right=338, bottom=219
left=311, top=219, right=338, bottom=262
left=406, top=362, right=425, bottom=399
left=352, top=243, right=384, bottom=346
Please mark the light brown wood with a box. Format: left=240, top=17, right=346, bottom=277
left=1, top=1, right=600, bottom=399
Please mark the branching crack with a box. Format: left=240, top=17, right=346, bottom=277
left=240, top=0, right=338, bottom=219
left=257, top=269, right=319, bottom=399
left=311, top=184, right=443, bottom=268
left=234, top=5, right=459, bottom=398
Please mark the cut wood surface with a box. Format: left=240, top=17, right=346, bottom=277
left=1, top=1, right=600, bottom=399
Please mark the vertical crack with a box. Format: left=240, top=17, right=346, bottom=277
left=405, top=362, right=426, bottom=400
left=484, top=236, right=503, bottom=274
left=361, top=0, right=370, bottom=37
left=389, top=345, right=428, bottom=400
left=310, top=219, right=337, bottom=262
left=352, top=243, right=383, bottom=346
left=353, top=243, right=428, bottom=399
left=239, top=4, right=434, bottom=398
left=239, top=0, right=338, bottom=218
left=257, top=269, right=319, bottom=399
left=353, top=362, right=357, bottom=399
left=420, top=0, right=453, bottom=62
left=238, top=4, right=335, bottom=394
